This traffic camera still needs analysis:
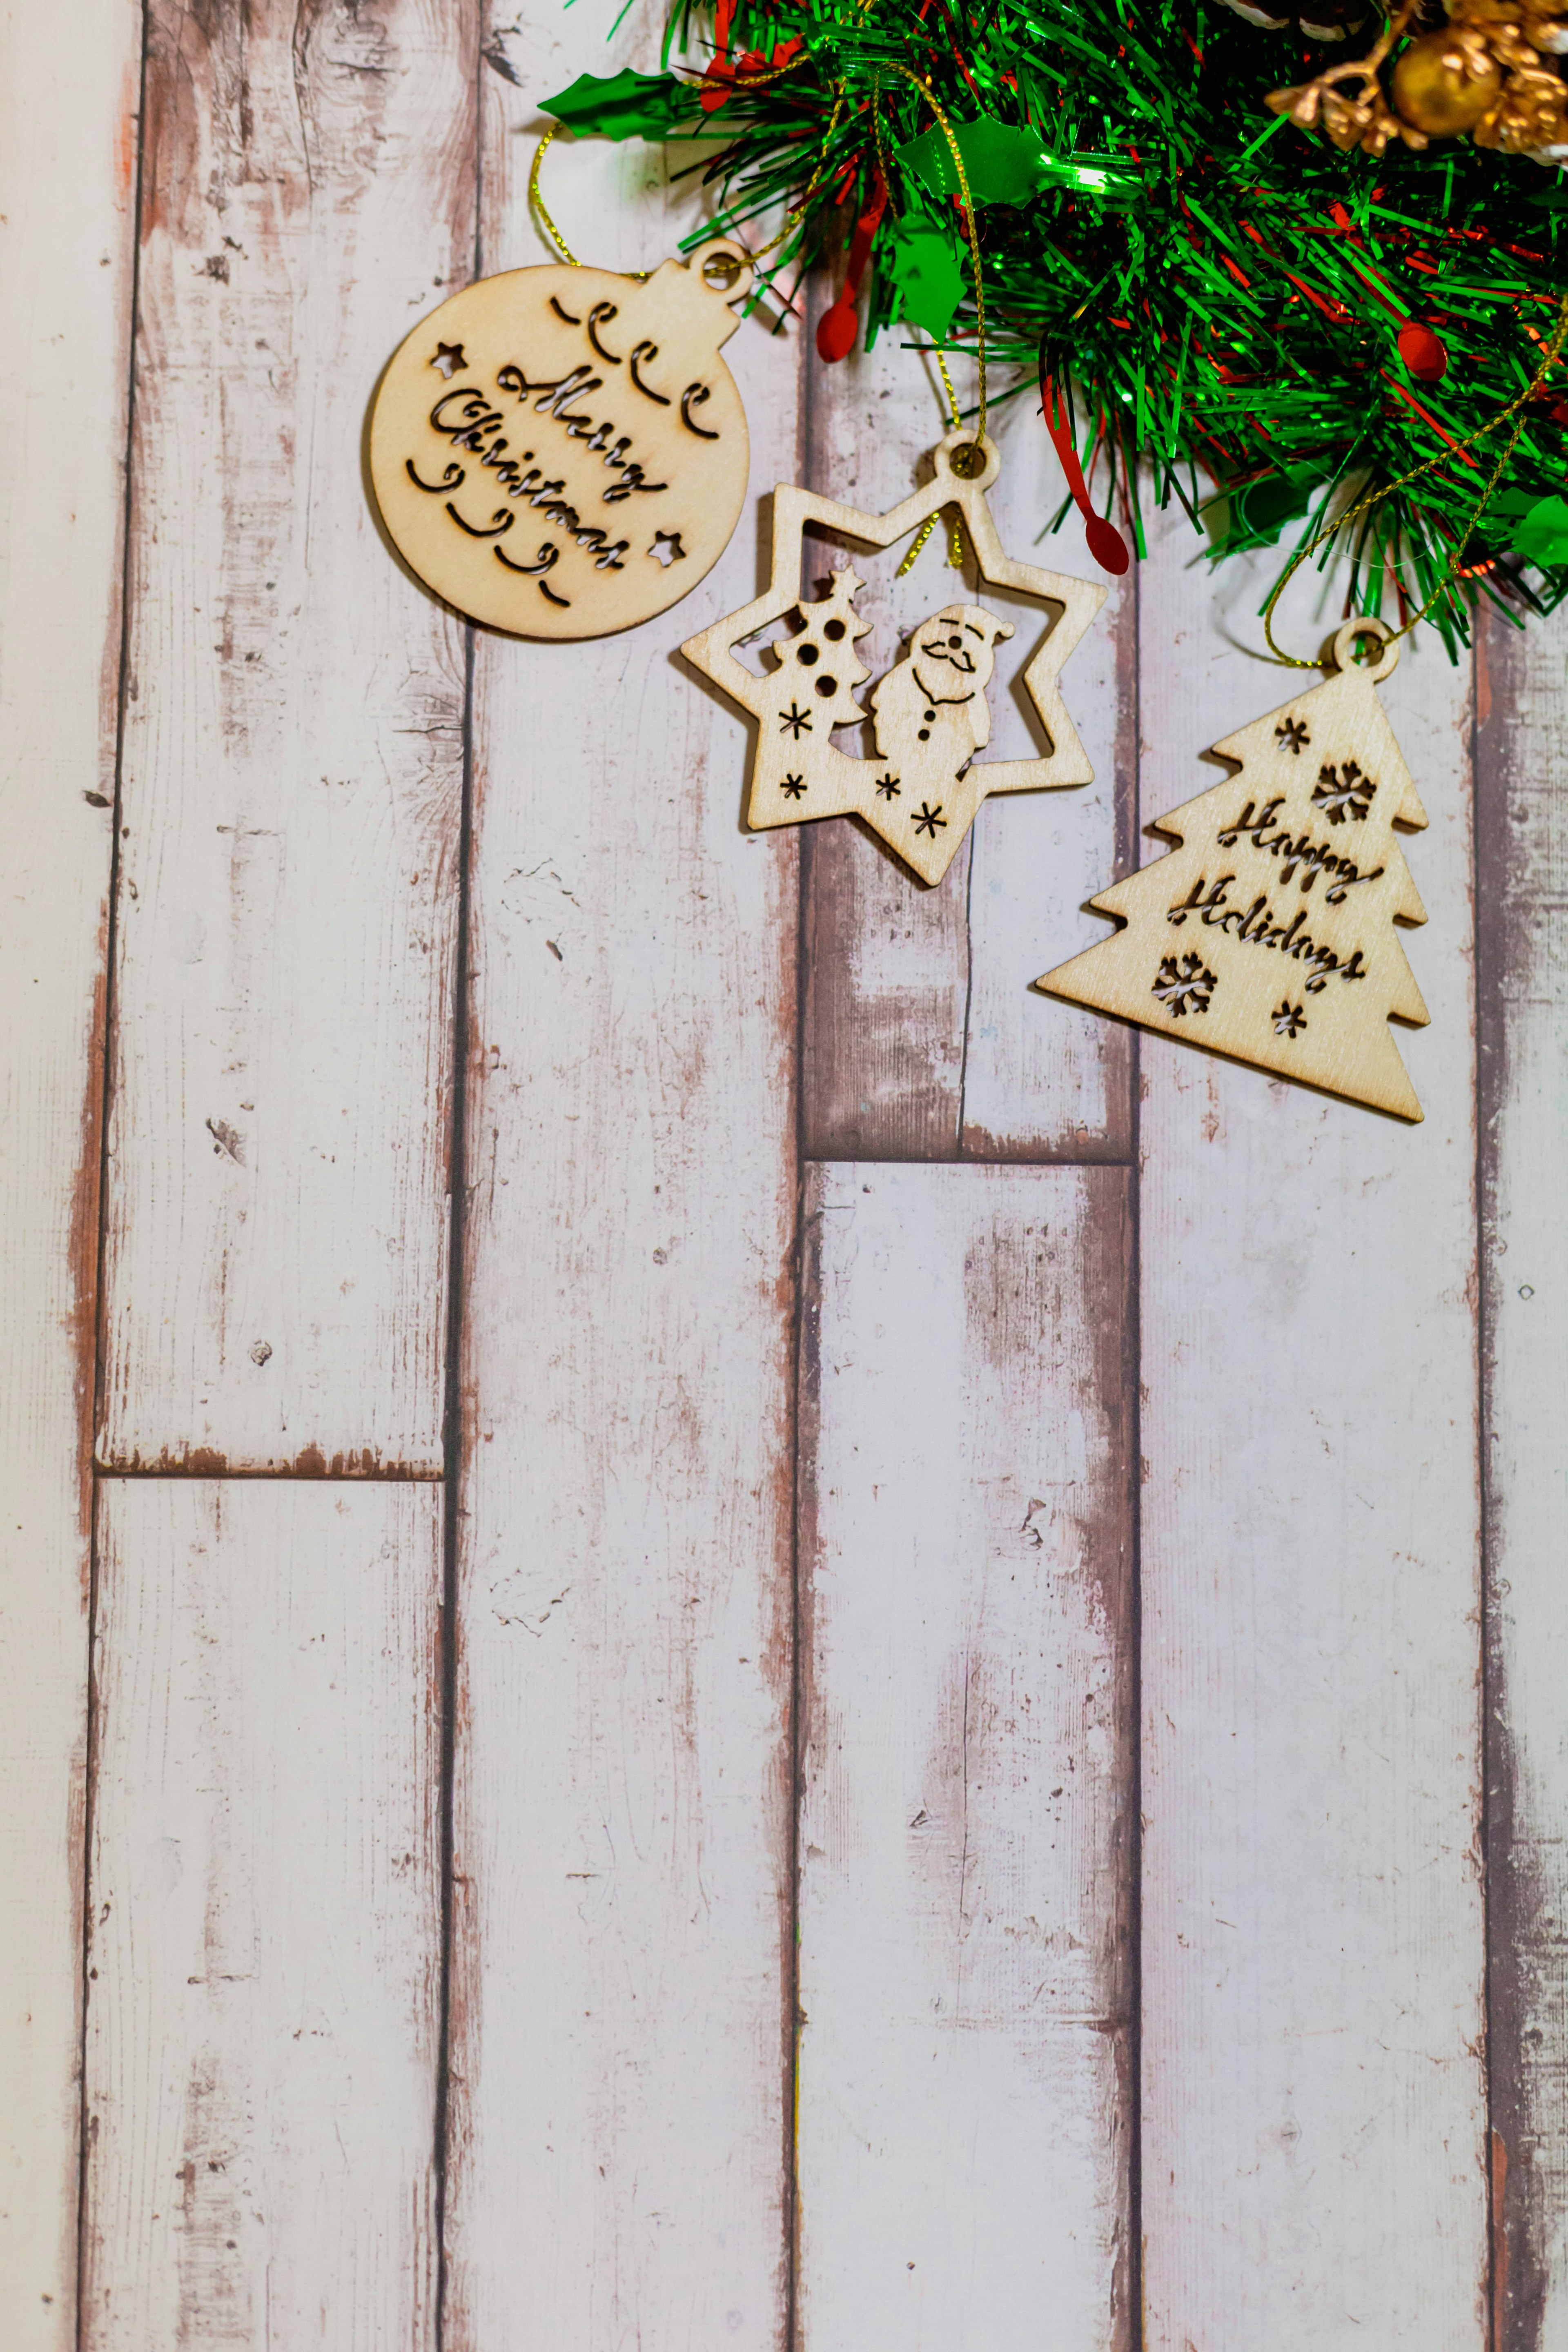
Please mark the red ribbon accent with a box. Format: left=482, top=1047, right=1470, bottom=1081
left=816, top=177, right=889, bottom=363
left=1040, top=372, right=1130, bottom=576
left=699, top=0, right=735, bottom=109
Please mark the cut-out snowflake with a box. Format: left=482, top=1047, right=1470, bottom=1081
left=912, top=802, right=947, bottom=837
left=874, top=773, right=901, bottom=799
left=779, top=701, right=813, bottom=739
left=1274, top=716, right=1310, bottom=755
left=1273, top=1000, right=1308, bottom=1038
left=780, top=773, right=806, bottom=799
left=1312, top=759, right=1376, bottom=824
left=1152, top=951, right=1218, bottom=1017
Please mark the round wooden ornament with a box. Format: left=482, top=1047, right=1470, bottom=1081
left=368, top=239, right=754, bottom=640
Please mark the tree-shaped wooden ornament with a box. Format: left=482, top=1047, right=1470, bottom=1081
left=682, top=430, right=1107, bottom=885
left=1038, top=620, right=1431, bottom=1121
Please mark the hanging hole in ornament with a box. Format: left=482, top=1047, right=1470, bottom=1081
left=690, top=241, right=752, bottom=304
left=932, top=427, right=1001, bottom=492
left=1331, top=616, right=1399, bottom=682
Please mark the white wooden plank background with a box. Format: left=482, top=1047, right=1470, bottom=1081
left=1136, top=509, right=1490, bottom=2349
left=0, top=6, right=140, bottom=2343
left=80, top=1479, right=443, bottom=2348
left=3, top=0, right=1565, bottom=2343
left=97, top=0, right=474, bottom=1474
left=439, top=37, right=801, bottom=2351
left=1476, top=605, right=1568, bottom=2352
left=797, top=1163, right=1134, bottom=2352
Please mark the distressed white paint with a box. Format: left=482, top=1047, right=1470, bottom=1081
left=96, top=0, right=475, bottom=1474
left=1136, top=505, right=1489, bottom=2348
left=0, top=7, right=140, bottom=2342
left=2, top=0, right=1546, bottom=2339
left=797, top=1162, right=1134, bottom=2352
left=81, top=1479, right=442, bottom=2350
left=438, top=36, right=802, bottom=2351
left=1477, top=603, right=1568, bottom=2352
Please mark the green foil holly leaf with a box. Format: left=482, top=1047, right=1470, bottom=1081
left=900, top=115, right=1046, bottom=204
left=884, top=223, right=966, bottom=338
left=542, top=69, right=703, bottom=142
left=1493, top=490, right=1568, bottom=566
left=898, top=115, right=1134, bottom=206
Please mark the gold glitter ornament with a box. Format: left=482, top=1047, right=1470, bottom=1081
left=1391, top=26, right=1504, bottom=130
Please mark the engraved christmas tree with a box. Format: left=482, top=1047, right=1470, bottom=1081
left=1038, top=633, right=1430, bottom=1121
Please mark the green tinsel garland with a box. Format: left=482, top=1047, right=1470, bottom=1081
left=544, top=0, right=1568, bottom=648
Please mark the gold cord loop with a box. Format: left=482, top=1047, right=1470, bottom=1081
left=1261, top=288, right=1568, bottom=664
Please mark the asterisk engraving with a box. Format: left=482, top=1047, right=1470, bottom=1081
left=911, top=802, right=947, bottom=838
left=1273, top=1000, right=1308, bottom=1038
left=780, top=773, right=806, bottom=799
left=874, top=773, right=901, bottom=799
left=780, top=702, right=813, bottom=739
left=1275, top=717, right=1310, bottom=755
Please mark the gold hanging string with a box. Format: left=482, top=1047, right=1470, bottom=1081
left=1262, top=287, right=1568, bottom=666
left=886, top=72, right=987, bottom=574
left=888, top=64, right=986, bottom=445
left=738, top=81, right=851, bottom=265
left=528, top=121, right=580, bottom=267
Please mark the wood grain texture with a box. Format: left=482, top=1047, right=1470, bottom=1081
left=798, top=321, right=1135, bottom=1159
left=1475, top=603, right=1568, bottom=2352
left=80, top=1479, right=443, bottom=2351
left=795, top=1163, right=1135, bottom=2352
left=439, top=37, right=803, bottom=2350
left=1136, top=505, right=1489, bottom=2349
left=97, top=0, right=477, bottom=1475
left=0, top=5, right=140, bottom=2341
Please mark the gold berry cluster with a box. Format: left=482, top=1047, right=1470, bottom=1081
left=1268, top=0, right=1568, bottom=160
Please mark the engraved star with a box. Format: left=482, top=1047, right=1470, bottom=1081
left=430, top=341, right=467, bottom=379
left=780, top=774, right=807, bottom=799
left=679, top=429, right=1106, bottom=885
left=1274, top=717, right=1310, bottom=755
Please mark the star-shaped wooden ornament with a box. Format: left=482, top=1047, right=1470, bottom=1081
left=681, top=429, right=1108, bottom=885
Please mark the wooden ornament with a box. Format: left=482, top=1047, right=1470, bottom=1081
left=681, top=430, right=1107, bottom=886
left=368, top=241, right=754, bottom=640
left=1038, top=619, right=1431, bottom=1120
